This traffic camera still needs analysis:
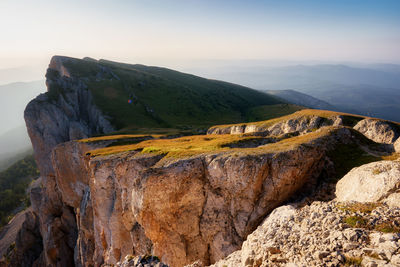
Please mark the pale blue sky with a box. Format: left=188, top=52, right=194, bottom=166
left=0, top=0, right=399, bottom=69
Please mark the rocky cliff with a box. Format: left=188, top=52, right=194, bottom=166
left=3, top=56, right=400, bottom=267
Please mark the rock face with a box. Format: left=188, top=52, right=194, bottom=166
left=25, top=56, right=114, bottom=177
left=0, top=208, right=43, bottom=267
left=58, top=131, right=331, bottom=266
left=336, top=161, right=400, bottom=203
left=23, top=56, right=115, bottom=266
left=212, top=157, right=400, bottom=267
left=27, top=124, right=381, bottom=267
left=353, top=118, right=400, bottom=144
left=207, top=114, right=342, bottom=136
left=211, top=200, right=400, bottom=267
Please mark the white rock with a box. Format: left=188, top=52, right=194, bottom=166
left=354, top=118, right=399, bottom=144
left=336, top=161, right=400, bottom=202
left=384, top=193, right=400, bottom=208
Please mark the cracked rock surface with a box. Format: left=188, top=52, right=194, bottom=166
left=210, top=200, right=400, bottom=267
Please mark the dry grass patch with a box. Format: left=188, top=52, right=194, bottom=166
left=87, top=127, right=333, bottom=158
left=337, top=202, right=380, bottom=214
left=208, top=109, right=365, bottom=131
left=79, top=134, right=161, bottom=143
left=344, top=216, right=369, bottom=228
left=344, top=256, right=362, bottom=266
left=382, top=153, right=400, bottom=161
left=375, top=222, right=400, bottom=233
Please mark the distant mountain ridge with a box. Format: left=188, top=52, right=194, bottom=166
left=184, top=63, right=400, bottom=122
left=265, top=89, right=336, bottom=110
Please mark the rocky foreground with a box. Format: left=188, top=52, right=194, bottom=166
left=211, top=201, right=400, bottom=267
left=1, top=56, right=400, bottom=267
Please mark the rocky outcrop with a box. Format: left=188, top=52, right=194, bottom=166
left=354, top=118, right=400, bottom=144
left=41, top=126, right=377, bottom=267
left=210, top=200, right=400, bottom=267
left=207, top=114, right=342, bottom=136
left=336, top=161, right=400, bottom=203
left=25, top=56, right=114, bottom=177
left=210, top=155, right=400, bottom=267
left=60, top=137, right=325, bottom=266
left=0, top=208, right=43, bottom=267
left=23, top=56, right=115, bottom=266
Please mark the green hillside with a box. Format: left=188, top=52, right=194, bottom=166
left=0, top=155, right=38, bottom=228
left=49, top=57, right=302, bottom=133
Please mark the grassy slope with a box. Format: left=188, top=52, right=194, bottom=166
left=85, top=109, right=392, bottom=181
left=87, top=127, right=334, bottom=158
left=208, top=109, right=367, bottom=131
left=59, top=58, right=300, bottom=132
left=0, top=155, right=39, bottom=228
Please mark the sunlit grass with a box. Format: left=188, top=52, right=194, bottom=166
left=87, top=126, right=334, bottom=158
left=208, top=109, right=366, bottom=131
left=79, top=134, right=160, bottom=143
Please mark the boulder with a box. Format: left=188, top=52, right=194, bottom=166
left=353, top=119, right=399, bottom=144
left=336, top=161, right=400, bottom=202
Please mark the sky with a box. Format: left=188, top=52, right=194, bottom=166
left=0, top=0, right=399, bottom=71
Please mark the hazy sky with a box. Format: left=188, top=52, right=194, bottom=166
left=0, top=0, right=399, bottom=70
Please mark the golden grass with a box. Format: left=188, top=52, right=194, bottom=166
left=88, top=126, right=334, bottom=158
left=337, top=202, right=380, bottom=214
left=78, top=134, right=162, bottom=143
left=208, top=109, right=365, bottom=130
left=382, top=153, right=400, bottom=161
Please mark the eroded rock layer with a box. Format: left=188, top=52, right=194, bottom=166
left=36, top=125, right=382, bottom=267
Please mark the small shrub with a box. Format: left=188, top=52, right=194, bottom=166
left=126, top=254, right=135, bottom=261
left=141, top=147, right=162, bottom=154
left=344, top=256, right=362, bottom=266
left=338, top=202, right=379, bottom=214
left=344, top=216, right=368, bottom=228
left=375, top=222, right=400, bottom=233
left=365, top=251, right=380, bottom=260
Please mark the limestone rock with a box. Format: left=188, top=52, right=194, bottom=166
left=384, top=193, right=400, bottom=208
left=211, top=200, right=400, bottom=267
left=89, top=142, right=325, bottom=266
left=207, top=115, right=335, bottom=136
left=0, top=208, right=42, bottom=267
left=25, top=56, right=114, bottom=177
left=71, top=127, right=361, bottom=266
left=354, top=118, right=400, bottom=144
left=22, top=55, right=115, bottom=267
left=336, top=161, right=400, bottom=202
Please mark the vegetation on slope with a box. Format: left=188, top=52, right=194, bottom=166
left=49, top=57, right=301, bottom=132
left=208, top=109, right=366, bottom=131
left=0, top=155, right=39, bottom=228
left=87, top=127, right=336, bottom=158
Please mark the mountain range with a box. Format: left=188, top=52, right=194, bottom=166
left=186, top=63, right=400, bottom=122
